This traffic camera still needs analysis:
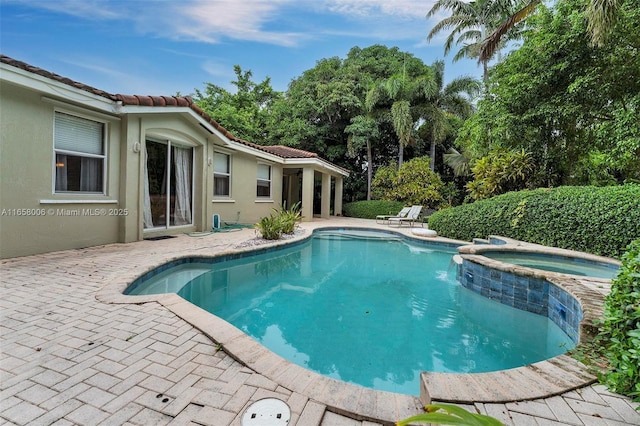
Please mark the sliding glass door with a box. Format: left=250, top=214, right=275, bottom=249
left=144, top=140, right=193, bottom=229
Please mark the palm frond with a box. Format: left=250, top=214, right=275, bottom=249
left=427, top=0, right=475, bottom=18
left=391, top=100, right=413, bottom=147
left=479, top=0, right=541, bottom=63
left=443, top=147, right=472, bottom=177
left=586, top=0, right=623, bottom=46
left=445, top=77, right=481, bottom=98
left=427, top=15, right=474, bottom=41
left=453, top=43, right=481, bottom=62
left=455, top=29, right=482, bottom=44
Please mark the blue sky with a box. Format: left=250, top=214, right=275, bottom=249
left=1, top=0, right=483, bottom=96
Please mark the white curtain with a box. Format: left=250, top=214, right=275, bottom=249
left=80, top=157, right=100, bottom=192
left=55, top=155, right=68, bottom=191
left=143, top=146, right=154, bottom=228
left=173, top=146, right=192, bottom=226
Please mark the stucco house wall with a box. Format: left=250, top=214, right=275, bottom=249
left=1, top=82, right=123, bottom=257
left=210, top=147, right=282, bottom=226
left=0, top=55, right=348, bottom=259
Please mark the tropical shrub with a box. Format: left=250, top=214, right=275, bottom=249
left=255, top=215, right=282, bottom=240
left=343, top=200, right=405, bottom=219
left=279, top=202, right=302, bottom=234
left=466, top=148, right=534, bottom=200
left=427, top=184, right=640, bottom=258
left=255, top=202, right=302, bottom=240
left=372, top=156, right=445, bottom=208
left=599, top=239, right=640, bottom=402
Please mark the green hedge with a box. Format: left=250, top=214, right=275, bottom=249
left=600, top=239, right=640, bottom=402
left=343, top=200, right=406, bottom=220
left=427, top=184, right=640, bottom=258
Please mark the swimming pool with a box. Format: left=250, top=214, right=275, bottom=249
left=125, top=229, right=575, bottom=395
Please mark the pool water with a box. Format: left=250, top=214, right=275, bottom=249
left=127, top=230, right=575, bottom=395
left=482, top=251, right=619, bottom=279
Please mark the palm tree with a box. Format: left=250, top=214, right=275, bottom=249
left=427, top=0, right=515, bottom=81
left=366, top=68, right=436, bottom=167
left=345, top=114, right=379, bottom=200
left=419, top=61, right=480, bottom=171
left=479, top=0, right=624, bottom=62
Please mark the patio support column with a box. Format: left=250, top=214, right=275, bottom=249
left=334, top=175, right=343, bottom=216
left=120, top=115, right=142, bottom=243
left=321, top=172, right=331, bottom=219
left=301, top=167, right=314, bottom=222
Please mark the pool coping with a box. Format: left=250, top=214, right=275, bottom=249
left=96, top=226, right=608, bottom=423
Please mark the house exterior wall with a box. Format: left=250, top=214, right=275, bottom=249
left=0, top=57, right=347, bottom=258
left=210, top=146, right=282, bottom=227
left=0, top=82, right=286, bottom=258
left=0, top=82, right=122, bottom=258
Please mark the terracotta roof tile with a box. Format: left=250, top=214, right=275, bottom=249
left=261, top=146, right=319, bottom=159
left=1, top=55, right=347, bottom=173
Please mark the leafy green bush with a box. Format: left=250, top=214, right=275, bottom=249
left=255, top=215, right=282, bottom=240
left=427, top=184, right=640, bottom=258
left=279, top=202, right=302, bottom=234
left=599, top=239, right=640, bottom=402
left=467, top=148, right=534, bottom=200
left=343, top=200, right=406, bottom=219
left=255, top=202, right=302, bottom=240
left=372, top=157, right=445, bottom=209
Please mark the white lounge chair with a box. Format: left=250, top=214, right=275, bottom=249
left=388, top=205, right=423, bottom=227
left=376, top=206, right=411, bottom=224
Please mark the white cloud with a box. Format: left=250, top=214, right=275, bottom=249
left=201, top=59, right=233, bottom=80
left=324, top=0, right=435, bottom=19
left=8, top=0, right=443, bottom=48
left=8, top=0, right=308, bottom=46
left=133, top=0, right=307, bottom=47
left=56, top=56, right=173, bottom=94
left=4, top=0, right=121, bottom=20
left=320, top=0, right=440, bottom=44
left=58, top=57, right=129, bottom=80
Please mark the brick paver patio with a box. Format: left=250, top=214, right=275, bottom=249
left=1, top=218, right=639, bottom=425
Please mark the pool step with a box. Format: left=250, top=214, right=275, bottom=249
left=419, top=354, right=596, bottom=404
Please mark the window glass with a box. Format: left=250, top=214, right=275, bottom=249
left=214, top=153, right=230, bottom=197
left=54, top=112, right=105, bottom=193
left=257, top=163, right=271, bottom=197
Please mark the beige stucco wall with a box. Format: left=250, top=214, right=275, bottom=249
left=1, top=70, right=345, bottom=257
left=0, top=82, right=122, bottom=258
left=210, top=145, right=282, bottom=227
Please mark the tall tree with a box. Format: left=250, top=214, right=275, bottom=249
left=460, top=0, right=640, bottom=187
left=345, top=115, right=379, bottom=200
left=479, top=0, right=625, bottom=62
left=427, top=0, right=517, bottom=81
left=194, top=65, right=282, bottom=143
left=365, top=63, right=436, bottom=166
left=419, top=61, right=480, bottom=171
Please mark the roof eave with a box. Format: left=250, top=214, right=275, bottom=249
left=283, top=157, right=350, bottom=177
left=1, top=62, right=118, bottom=114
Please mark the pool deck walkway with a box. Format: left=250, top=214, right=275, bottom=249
left=1, top=217, right=639, bottom=425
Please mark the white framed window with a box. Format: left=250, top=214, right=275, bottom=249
left=54, top=111, right=106, bottom=193
left=257, top=163, right=271, bottom=198
left=213, top=152, right=231, bottom=197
